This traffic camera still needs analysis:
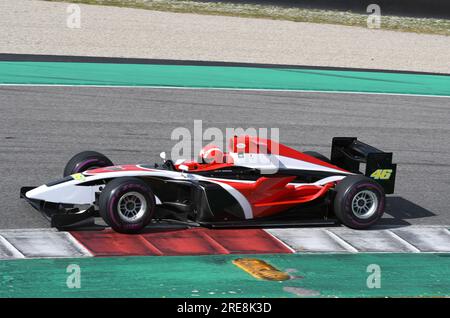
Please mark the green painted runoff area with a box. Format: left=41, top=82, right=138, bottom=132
left=1, top=253, right=449, bottom=297
left=0, top=61, right=449, bottom=96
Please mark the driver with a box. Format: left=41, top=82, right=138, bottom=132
left=174, top=144, right=231, bottom=172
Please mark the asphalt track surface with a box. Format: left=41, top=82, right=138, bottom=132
left=0, top=86, right=449, bottom=229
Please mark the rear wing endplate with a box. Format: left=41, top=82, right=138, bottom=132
left=331, top=137, right=396, bottom=194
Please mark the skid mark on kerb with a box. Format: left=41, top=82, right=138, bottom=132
left=266, top=228, right=355, bottom=253
left=385, top=230, right=421, bottom=253
left=323, top=230, right=359, bottom=253
left=329, top=229, right=419, bottom=252
left=0, top=230, right=91, bottom=258
left=392, top=227, right=450, bottom=252
left=0, top=235, right=24, bottom=259
left=267, top=226, right=450, bottom=253
left=233, top=258, right=290, bottom=281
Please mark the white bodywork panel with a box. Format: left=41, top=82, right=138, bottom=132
left=26, top=182, right=99, bottom=205
left=228, top=153, right=347, bottom=174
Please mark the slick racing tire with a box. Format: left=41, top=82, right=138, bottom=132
left=303, top=151, right=331, bottom=164
left=99, top=177, right=155, bottom=234
left=63, top=151, right=114, bottom=177
left=334, top=175, right=385, bottom=229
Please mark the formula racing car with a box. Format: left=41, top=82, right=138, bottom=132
left=21, top=136, right=396, bottom=233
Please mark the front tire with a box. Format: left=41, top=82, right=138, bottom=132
left=63, top=151, right=114, bottom=177
left=334, top=175, right=385, bottom=229
left=99, top=177, right=155, bottom=234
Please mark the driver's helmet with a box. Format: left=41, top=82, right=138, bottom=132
left=199, top=144, right=224, bottom=164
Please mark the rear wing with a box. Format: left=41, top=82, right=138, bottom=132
left=331, top=137, right=396, bottom=194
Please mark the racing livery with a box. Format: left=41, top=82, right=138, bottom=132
left=21, top=136, right=396, bottom=233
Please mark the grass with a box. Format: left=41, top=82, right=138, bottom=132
left=47, top=0, right=450, bottom=36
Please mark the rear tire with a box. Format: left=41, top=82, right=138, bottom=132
left=63, top=151, right=113, bottom=177
left=303, top=151, right=331, bottom=164
left=99, top=177, right=155, bottom=234
left=334, top=175, right=385, bottom=229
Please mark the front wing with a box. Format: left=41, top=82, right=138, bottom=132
left=20, top=186, right=96, bottom=229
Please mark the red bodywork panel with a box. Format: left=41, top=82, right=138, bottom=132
left=209, top=176, right=334, bottom=218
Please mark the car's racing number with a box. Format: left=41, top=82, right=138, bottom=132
left=370, top=169, right=393, bottom=180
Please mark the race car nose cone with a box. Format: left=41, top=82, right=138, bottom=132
left=24, top=179, right=96, bottom=205
left=26, top=185, right=49, bottom=200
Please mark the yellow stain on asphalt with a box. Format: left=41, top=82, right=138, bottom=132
left=232, top=258, right=290, bottom=281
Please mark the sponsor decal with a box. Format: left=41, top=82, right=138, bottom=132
left=71, top=173, right=86, bottom=181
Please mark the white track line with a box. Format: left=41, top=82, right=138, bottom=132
left=0, top=84, right=449, bottom=98
left=0, top=235, right=25, bottom=259
left=263, top=229, right=296, bottom=253
left=64, top=233, right=94, bottom=257
left=385, top=230, right=421, bottom=253
left=323, top=229, right=359, bottom=253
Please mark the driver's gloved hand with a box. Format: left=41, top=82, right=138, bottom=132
left=162, top=160, right=176, bottom=171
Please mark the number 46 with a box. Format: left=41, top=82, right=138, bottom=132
left=370, top=169, right=392, bottom=180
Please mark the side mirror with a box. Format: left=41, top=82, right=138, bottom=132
left=159, top=152, right=166, bottom=161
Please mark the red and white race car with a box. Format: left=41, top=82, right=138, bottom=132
left=21, top=136, right=396, bottom=233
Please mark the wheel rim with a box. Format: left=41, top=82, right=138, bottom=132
left=351, top=190, right=378, bottom=219
left=117, top=192, right=147, bottom=223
